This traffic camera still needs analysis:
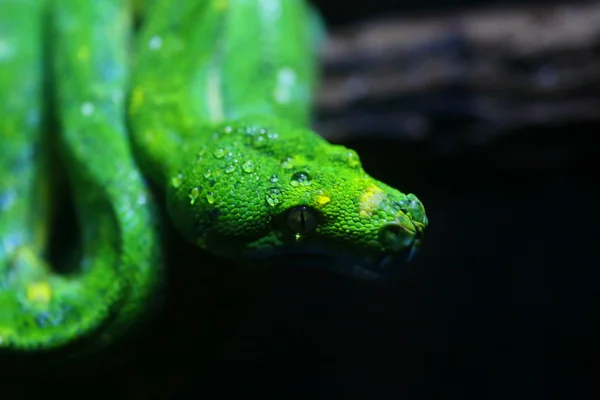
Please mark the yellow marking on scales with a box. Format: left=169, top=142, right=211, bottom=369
left=314, top=194, right=331, bottom=207
left=130, top=86, right=145, bottom=115
left=27, top=281, right=52, bottom=304
left=359, top=184, right=385, bottom=218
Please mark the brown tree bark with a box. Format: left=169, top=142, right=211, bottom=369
left=315, top=1, right=600, bottom=144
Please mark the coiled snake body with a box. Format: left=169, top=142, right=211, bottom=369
left=0, top=0, right=427, bottom=357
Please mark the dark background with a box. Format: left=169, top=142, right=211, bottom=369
left=208, top=1, right=600, bottom=398
left=5, top=1, right=600, bottom=399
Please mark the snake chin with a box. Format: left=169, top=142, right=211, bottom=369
left=248, top=243, right=419, bottom=281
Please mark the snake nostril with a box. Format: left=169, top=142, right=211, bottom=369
left=416, top=227, right=425, bottom=241
left=378, top=223, right=415, bottom=252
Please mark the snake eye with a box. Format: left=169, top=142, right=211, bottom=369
left=285, top=206, right=319, bottom=235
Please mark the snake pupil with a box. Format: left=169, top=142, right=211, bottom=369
left=285, top=205, right=319, bottom=235
left=300, top=209, right=306, bottom=230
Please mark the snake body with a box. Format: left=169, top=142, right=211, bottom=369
left=0, top=0, right=427, bottom=356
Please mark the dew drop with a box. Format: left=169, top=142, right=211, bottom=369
left=347, top=150, right=361, bottom=168
left=280, top=157, right=293, bottom=169
left=270, top=175, right=279, bottom=183
left=197, top=147, right=207, bottom=161
left=0, top=39, right=15, bottom=63
left=189, top=187, right=200, bottom=204
left=171, top=174, right=183, bottom=188
left=206, top=192, right=215, bottom=204
left=225, top=164, right=236, bottom=174
left=253, top=135, right=265, bottom=148
left=80, top=102, right=94, bottom=116
left=224, top=125, right=232, bottom=133
left=291, top=171, right=310, bottom=183
left=242, top=160, right=255, bottom=173
left=149, top=35, right=162, bottom=50
left=274, top=67, right=297, bottom=104
left=213, top=148, right=225, bottom=158
left=290, top=171, right=311, bottom=187
left=203, top=169, right=212, bottom=178
left=266, top=188, right=282, bottom=207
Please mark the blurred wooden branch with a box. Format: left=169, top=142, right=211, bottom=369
left=315, top=1, right=600, bottom=146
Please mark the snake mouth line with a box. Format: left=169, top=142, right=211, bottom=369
left=250, top=244, right=418, bottom=281
left=247, top=222, right=424, bottom=279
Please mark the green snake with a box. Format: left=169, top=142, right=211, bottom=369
left=0, top=0, right=428, bottom=357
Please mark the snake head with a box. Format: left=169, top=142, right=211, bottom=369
left=167, top=117, right=428, bottom=280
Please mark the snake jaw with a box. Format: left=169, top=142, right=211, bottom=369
left=244, top=228, right=423, bottom=281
